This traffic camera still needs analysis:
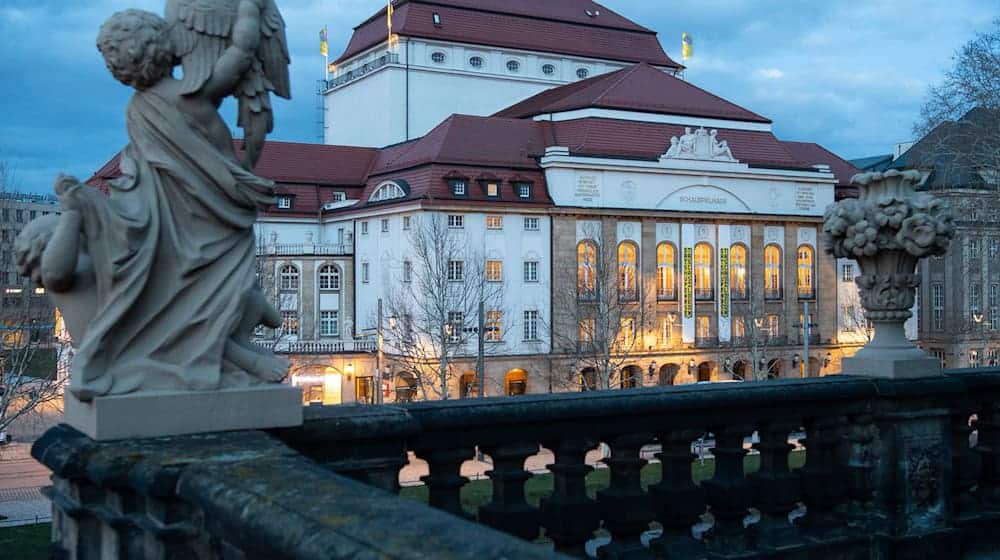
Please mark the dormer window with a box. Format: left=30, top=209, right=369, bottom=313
left=485, top=181, right=500, bottom=197
left=331, top=192, right=346, bottom=202
left=432, top=12, right=441, bottom=26
left=369, top=180, right=408, bottom=202
left=277, top=195, right=292, bottom=209
left=450, top=180, right=467, bottom=196
left=514, top=182, right=532, bottom=199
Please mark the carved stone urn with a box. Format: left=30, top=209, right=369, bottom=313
left=823, top=170, right=955, bottom=378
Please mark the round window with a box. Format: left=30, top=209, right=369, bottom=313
left=576, top=68, right=590, bottom=79
left=431, top=51, right=446, bottom=64
left=469, top=56, right=484, bottom=68
left=507, top=60, right=521, bottom=72
left=542, top=64, right=555, bottom=76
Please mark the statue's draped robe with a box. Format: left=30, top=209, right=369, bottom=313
left=69, top=89, right=273, bottom=398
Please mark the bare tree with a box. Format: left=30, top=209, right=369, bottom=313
left=550, top=222, right=649, bottom=390
left=727, top=296, right=779, bottom=382
left=838, top=286, right=875, bottom=344
left=912, top=18, right=1000, bottom=188
left=383, top=213, right=506, bottom=400
left=0, top=161, right=66, bottom=445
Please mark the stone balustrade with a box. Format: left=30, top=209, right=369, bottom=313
left=34, top=369, right=1000, bottom=559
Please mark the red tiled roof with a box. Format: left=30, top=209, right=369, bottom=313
left=334, top=0, right=677, bottom=67
left=369, top=115, right=553, bottom=175
left=551, top=118, right=808, bottom=169
left=496, top=63, right=770, bottom=123
left=85, top=152, right=122, bottom=194
left=356, top=165, right=552, bottom=210
left=239, top=141, right=377, bottom=186
left=781, top=141, right=861, bottom=188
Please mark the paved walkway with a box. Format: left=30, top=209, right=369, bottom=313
left=0, top=443, right=52, bottom=527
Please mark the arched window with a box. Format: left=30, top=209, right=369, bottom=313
left=618, top=242, right=638, bottom=301
left=318, top=264, right=340, bottom=291
left=656, top=242, right=677, bottom=301
left=797, top=245, right=815, bottom=299
left=279, top=265, right=299, bottom=291
left=694, top=243, right=713, bottom=300
left=368, top=181, right=407, bottom=202
left=577, top=241, right=597, bottom=298
left=730, top=244, right=748, bottom=300
left=764, top=245, right=782, bottom=300
left=505, top=369, right=528, bottom=396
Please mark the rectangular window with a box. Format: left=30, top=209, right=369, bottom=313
left=277, top=196, right=292, bottom=209
left=362, top=262, right=370, bottom=283
left=447, top=311, right=464, bottom=342
left=524, top=310, right=539, bottom=341
left=29, top=210, right=36, bottom=220
left=931, top=349, right=947, bottom=368
left=523, top=261, right=538, bottom=283
left=697, top=316, right=711, bottom=339
left=659, top=316, right=673, bottom=346
left=991, top=239, right=999, bottom=259
left=450, top=180, right=467, bottom=196
left=971, top=349, right=982, bottom=368
left=485, top=260, right=502, bottom=282
left=281, top=311, right=299, bottom=336
left=579, top=318, right=595, bottom=343
left=766, top=314, right=780, bottom=338
left=992, top=284, right=999, bottom=330
left=447, top=214, right=464, bottom=229
left=485, top=310, right=502, bottom=342
left=515, top=182, right=531, bottom=199
left=15, top=209, right=23, bottom=223
left=361, top=221, right=369, bottom=235
left=734, top=316, right=746, bottom=339
left=447, top=260, right=464, bottom=281
left=380, top=218, right=389, bottom=233
left=841, top=263, right=855, bottom=283
left=932, top=283, right=944, bottom=330
left=320, top=311, right=339, bottom=337
left=403, top=260, right=412, bottom=282
left=619, top=317, right=635, bottom=346
left=486, top=182, right=500, bottom=197
left=331, top=192, right=346, bottom=202
left=971, top=237, right=981, bottom=258
left=523, top=217, right=539, bottom=231
left=971, top=282, right=982, bottom=312
left=403, top=216, right=411, bottom=230
left=486, top=215, right=503, bottom=230
left=356, top=377, right=374, bottom=404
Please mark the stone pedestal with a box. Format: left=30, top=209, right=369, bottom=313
left=64, top=385, right=303, bottom=440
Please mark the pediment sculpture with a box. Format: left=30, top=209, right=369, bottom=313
left=663, top=126, right=738, bottom=162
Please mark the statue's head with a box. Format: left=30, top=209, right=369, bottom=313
left=97, top=9, right=173, bottom=91
left=14, top=215, right=59, bottom=286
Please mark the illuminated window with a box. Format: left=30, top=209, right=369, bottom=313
left=320, top=311, right=339, bottom=337
left=485, top=260, right=502, bottom=282
left=577, top=241, right=597, bottom=299
left=797, top=245, right=815, bottom=299
left=542, top=63, right=555, bottom=76
left=318, top=265, right=340, bottom=290
left=618, top=242, right=638, bottom=301
left=656, top=242, right=677, bottom=301
left=730, top=244, right=748, bottom=300
left=486, top=215, right=503, bottom=229
left=576, top=68, right=589, bottom=79
left=766, top=314, right=780, bottom=338
left=580, top=318, right=595, bottom=343
left=485, top=182, right=500, bottom=197
left=734, top=316, right=746, bottom=338
left=619, top=317, right=636, bottom=346
left=485, top=310, right=503, bottom=342
left=507, top=60, right=521, bottom=72
left=281, top=311, right=299, bottom=336
left=431, top=51, right=446, bottom=64
left=696, top=316, right=710, bottom=338
left=694, top=243, right=713, bottom=300
left=764, top=245, right=782, bottom=300
left=279, top=265, right=299, bottom=290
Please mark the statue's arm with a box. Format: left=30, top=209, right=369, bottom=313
left=41, top=211, right=82, bottom=292
left=201, top=0, right=262, bottom=101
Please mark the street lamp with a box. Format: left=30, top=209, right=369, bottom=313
left=648, top=360, right=657, bottom=380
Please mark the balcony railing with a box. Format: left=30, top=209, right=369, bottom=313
left=325, top=53, right=400, bottom=90
left=33, top=369, right=1000, bottom=559
left=262, top=242, right=352, bottom=256
left=254, top=339, right=376, bottom=354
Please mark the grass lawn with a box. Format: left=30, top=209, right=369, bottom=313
left=401, top=450, right=806, bottom=516
left=0, top=523, right=50, bottom=560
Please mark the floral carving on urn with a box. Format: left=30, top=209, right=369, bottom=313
left=824, top=170, right=955, bottom=370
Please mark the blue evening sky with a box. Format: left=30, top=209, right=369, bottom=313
left=0, top=0, right=996, bottom=193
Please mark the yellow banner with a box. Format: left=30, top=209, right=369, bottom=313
left=683, top=247, right=694, bottom=319
left=719, top=247, right=730, bottom=318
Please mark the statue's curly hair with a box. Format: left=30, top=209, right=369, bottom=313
left=14, top=215, right=59, bottom=286
left=97, top=9, right=174, bottom=90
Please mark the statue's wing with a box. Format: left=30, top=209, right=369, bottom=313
left=165, top=0, right=238, bottom=96
left=257, top=0, right=290, bottom=99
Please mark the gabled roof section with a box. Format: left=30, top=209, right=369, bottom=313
left=240, top=141, right=378, bottom=186
left=369, top=114, right=552, bottom=175
left=334, top=0, right=677, bottom=68
left=495, top=63, right=771, bottom=123
left=782, top=141, right=860, bottom=187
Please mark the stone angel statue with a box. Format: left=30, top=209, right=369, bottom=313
left=166, top=0, right=291, bottom=169
left=13, top=2, right=292, bottom=401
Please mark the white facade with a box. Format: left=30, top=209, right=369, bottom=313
left=324, top=38, right=640, bottom=147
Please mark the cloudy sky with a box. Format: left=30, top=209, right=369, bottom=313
left=0, top=0, right=996, bottom=193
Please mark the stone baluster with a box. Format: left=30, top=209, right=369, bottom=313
left=750, top=420, right=802, bottom=551
left=595, top=433, right=655, bottom=558
left=478, top=442, right=542, bottom=541
left=844, top=412, right=878, bottom=529
left=976, top=402, right=1000, bottom=511
left=951, top=405, right=981, bottom=518
left=702, top=426, right=755, bottom=556
left=416, top=447, right=472, bottom=519
left=797, top=415, right=848, bottom=539
left=647, top=429, right=706, bottom=558
left=539, top=435, right=601, bottom=556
